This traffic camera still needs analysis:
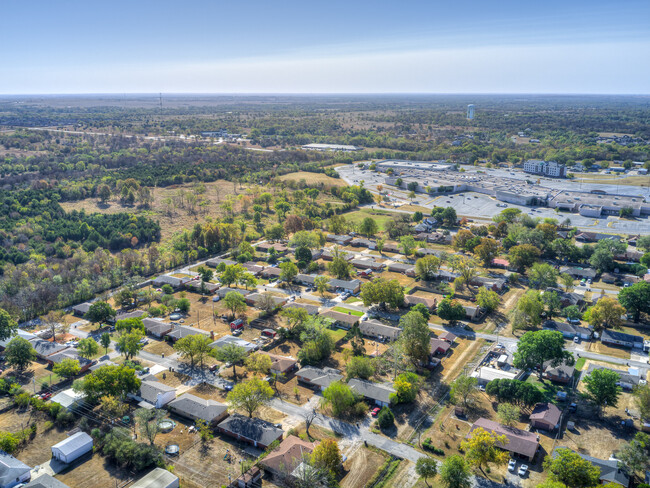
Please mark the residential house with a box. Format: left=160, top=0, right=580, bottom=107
left=463, top=305, right=482, bottom=322
left=325, top=234, right=353, bottom=246
left=614, top=249, right=644, bottom=262
left=468, top=418, right=540, bottom=461
left=296, top=366, right=343, bottom=390
left=439, top=331, right=457, bottom=343
left=242, top=263, right=264, bottom=276
left=404, top=295, right=437, bottom=311
left=216, top=414, right=284, bottom=449
left=129, top=468, right=179, bottom=488
left=245, top=293, right=288, bottom=309
left=152, top=275, right=185, bottom=290
left=601, top=272, right=619, bottom=284
left=71, top=302, right=92, bottom=317
left=24, top=474, right=70, bottom=488
left=320, top=310, right=359, bottom=329
left=417, top=248, right=444, bottom=257
left=601, top=329, right=644, bottom=349
left=51, top=432, right=93, bottom=464
left=382, top=242, right=400, bottom=253
left=328, top=278, right=361, bottom=294
left=210, top=335, right=259, bottom=354
left=542, top=359, right=575, bottom=384
left=257, top=242, right=288, bottom=254
left=131, top=380, right=176, bottom=408
left=471, top=367, right=519, bottom=386
left=216, top=287, right=251, bottom=299
left=261, top=436, right=318, bottom=482
left=260, top=267, right=282, bottom=279
left=351, top=238, right=376, bottom=249
left=206, top=257, right=236, bottom=268
left=166, top=325, right=209, bottom=342
left=529, top=402, right=562, bottom=431
left=321, top=249, right=354, bottom=262
left=46, top=350, right=93, bottom=373
left=348, top=379, right=395, bottom=408
left=142, top=318, right=173, bottom=338
left=167, top=394, right=229, bottom=425
left=359, top=320, right=402, bottom=342
left=434, top=269, right=461, bottom=282
left=283, top=302, right=319, bottom=315
left=386, top=262, right=416, bottom=276
left=559, top=266, right=597, bottom=280
left=350, top=259, right=385, bottom=271
left=470, top=276, right=507, bottom=293
left=544, top=288, right=584, bottom=309
left=575, top=232, right=621, bottom=243
left=295, top=274, right=317, bottom=286
left=492, top=258, right=510, bottom=269
left=112, top=309, right=146, bottom=324
left=0, top=330, right=37, bottom=350
left=50, top=389, right=85, bottom=411
left=0, top=450, right=31, bottom=488
left=430, top=339, right=451, bottom=356
left=261, top=353, right=297, bottom=376
left=585, top=364, right=644, bottom=391
left=28, top=339, right=69, bottom=359
left=184, top=280, right=220, bottom=294
left=552, top=449, right=629, bottom=487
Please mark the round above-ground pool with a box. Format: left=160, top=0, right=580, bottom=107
left=165, top=444, right=179, bottom=455
left=158, top=419, right=176, bottom=433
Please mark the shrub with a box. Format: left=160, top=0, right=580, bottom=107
left=43, top=421, right=54, bottom=431
left=377, top=407, right=395, bottom=430
left=422, top=438, right=445, bottom=455
left=48, top=402, right=63, bottom=419
left=56, top=410, right=75, bottom=427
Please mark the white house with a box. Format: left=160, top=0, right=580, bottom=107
left=0, top=450, right=31, bottom=488
left=130, top=468, right=179, bottom=488
left=129, top=380, right=177, bottom=409
left=51, top=432, right=93, bottom=464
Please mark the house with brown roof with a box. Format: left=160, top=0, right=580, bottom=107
left=439, top=331, right=457, bottom=343
left=184, top=280, right=220, bottom=294
left=260, top=267, right=282, bottom=279
left=386, top=262, right=416, bottom=276
left=242, top=263, right=264, bottom=276
left=468, top=418, right=540, bottom=461
left=529, top=402, right=562, bottom=431
left=261, top=436, right=318, bottom=482
left=404, top=295, right=437, bottom=310
left=320, top=310, right=360, bottom=329
left=142, top=318, right=173, bottom=338
left=261, top=353, right=297, bottom=376
left=430, top=338, right=451, bottom=356
left=542, top=359, right=575, bottom=384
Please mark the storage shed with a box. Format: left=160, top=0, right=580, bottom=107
left=51, top=432, right=93, bottom=464
left=130, top=468, right=179, bottom=488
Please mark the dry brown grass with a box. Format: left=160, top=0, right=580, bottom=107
left=585, top=341, right=631, bottom=359
left=277, top=171, right=348, bottom=188
left=340, top=446, right=388, bottom=488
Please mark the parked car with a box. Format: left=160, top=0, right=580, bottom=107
left=40, top=392, right=52, bottom=401
left=371, top=407, right=381, bottom=417
left=508, top=459, right=516, bottom=472
left=518, top=465, right=528, bottom=477
left=212, top=296, right=220, bottom=302
left=573, top=336, right=580, bottom=343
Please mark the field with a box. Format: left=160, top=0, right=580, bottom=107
left=277, top=171, right=348, bottom=188
left=338, top=208, right=400, bottom=231
left=340, top=445, right=388, bottom=488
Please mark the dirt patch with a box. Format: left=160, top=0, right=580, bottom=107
left=143, top=339, right=176, bottom=357
left=56, top=452, right=136, bottom=488
left=585, top=341, right=631, bottom=359
left=340, top=446, right=388, bottom=488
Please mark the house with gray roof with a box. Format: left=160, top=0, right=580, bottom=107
left=45, top=349, right=93, bottom=373
left=167, top=394, right=228, bottom=425
left=542, top=359, right=575, bottom=384
left=216, top=287, right=251, bottom=298
left=348, top=379, right=395, bottom=407
left=130, top=468, right=179, bottom=488
left=184, top=280, right=220, bottom=294
left=320, top=310, right=359, bottom=329
left=142, top=318, right=173, bottom=338
left=206, top=257, right=236, bottom=268
left=152, top=275, right=185, bottom=290
left=0, top=450, right=31, bottom=488
left=468, top=418, right=540, bottom=461
left=295, top=274, right=317, bottom=286
left=24, top=474, right=70, bottom=488
left=296, top=366, right=343, bottom=390
left=28, top=339, right=69, bottom=358
left=359, top=320, right=401, bottom=341
left=386, top=262, right=416, bottom=276
left=166, top=325, right=209, bottom=342
left=216, top=414, right=284, bottom=449
left=328, top=278, right=361, bottom=293
left=131, top=380, right=177, bottom=408
left=283, top=302, right=319, bottom=315
left=552, top=449, right=629, bottom=487
left=209, top=335, right=258, bottom=354
left=71, top=302, right=92, bottom=317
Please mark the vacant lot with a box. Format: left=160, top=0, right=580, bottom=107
left=56, top=452, right=135, bottom=488
left=278, top=171, right=348, bottom=188
left=339, top=208, right=399, bottom=231
left=340, top=446, right=388, bottom=488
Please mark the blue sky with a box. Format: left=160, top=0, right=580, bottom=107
left=1, top=0, right=649, bottom=94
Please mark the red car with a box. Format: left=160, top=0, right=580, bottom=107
left=40, top=392, right=52, bottom=401
left=371, top=407, right=381, bottom=417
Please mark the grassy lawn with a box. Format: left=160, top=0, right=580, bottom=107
left=575, top=357, right=586, bottom=370
left=278, top=171, right=348, bottom=187
left=333, top=306, right=364, bottom=317
left=339, top=208, right=399, bottom=231
left=327, top=328, right=348, bottom=343
left=526, top=374, right=570, bottom=403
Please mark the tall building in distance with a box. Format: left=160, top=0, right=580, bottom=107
left=467, top=104, right=475, bottom=119
left=523, top=159, right=566, bottom=178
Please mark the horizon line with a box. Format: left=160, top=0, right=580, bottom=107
left=2, top=92, right=650, bottom=97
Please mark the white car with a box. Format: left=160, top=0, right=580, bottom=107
left=508, top=459, right=516, bottom=472
left=518, top=465, right=528, bottom=477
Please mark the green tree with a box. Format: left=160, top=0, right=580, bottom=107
left=53, top=358, right=81, bottom=379
left=497, top=403, right=520, bottom=426
left=583, top=368, right=621, bottom=417
left=84, top=301, right=116, bottom=326
left=416, top=457, right=438, bottom=488
left=314, top=276, right=330, bottom=297
left=508, top=244, right=541, bottom=271
left=437, top=298, right=466, bottom=325
left=461, top=427, right=509, bottom=473
left=223, top=291, right=247, bottom=318
left=449, top=374, right=478, bottom=408
left=77, top=338, right=99, bottom=359
left=5, top=337, right=36, bottom=371
left=0, top=308, right=18, bottom=342
left=279, top=261, right=299, bottom=283
left=311, top=438, right=342, bottom=476
left=280, top=307, right=309, bottom=336
left=322, top=381, right=357, bottom=417
left=393, top=372, right=420, bottom=403
left=542, top=290, right=562, bottom=319
left=618, top=281, right=650, bottom=323
left=360, top=217, right=379, bottom=238
left=226, top=377, right=274, bottom=417
left=377, top=407, right=395, bottom=430
left=327, top=247, right=352, bottom=280
left=618, top=432, right=650, bottom=475
left=511, top=290, right=544, bottom=331
left=220, top=264, right=246, bottom=287
left=245, top=352, right=272, bottom=376
left=544, top=448, right=601, bottom=488
left=474, top=238, right=499, bottom=267
left=346, top=356, right=375, bottom=380
left=76, top=364, right=141, bottom=400
left=633, top=384, right=650, bottom=421
left=175, top=334, right=213, bottom=369
left=135, top=408, right=166, bottom=445
left=415, top=255, right=441, bottom=281
left=115, top=331, right=144, bottom=360
left=563, top=305, right=582, bottom=322
left=360, top=278, right=404, bottom=309
left=476, top=288, right=500, bottom=313
left=439, top=455, right=471, bottom=488
left=513, top=330, right=573, bottom=378
left=398, top=311, right=430, bottom=365
left=399, top=236, right=417, bottom=257
left=100, top=332, right=111, bottom=354
left=529, top=262, right=559, bottom=289
left=115, top=317, right=145, bottom=335
left=213, top=343, right=247, bottom=378
left=583, top=297, right=625, bottom=331
left=560, top=273, right=575, bottom=292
